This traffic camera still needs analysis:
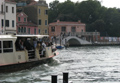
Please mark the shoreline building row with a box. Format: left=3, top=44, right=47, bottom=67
left=16, top=12, right=38, bottom=35
left=0, top=0, right=48, bottom=35
left=0, top=0, right=16, bottom=35
left=23, top=0, right=48, bottom=35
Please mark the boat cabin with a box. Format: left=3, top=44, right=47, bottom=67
left=0, top=35, right=57, bottom=66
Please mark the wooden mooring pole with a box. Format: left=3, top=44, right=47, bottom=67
left=51, top=75, right=57, bottom=83
left=63, top=72, right=69, bottom=83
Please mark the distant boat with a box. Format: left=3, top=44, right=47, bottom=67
left=56, top=45, right=64, bottom=49
left=0, top=35, right=58, bottom=73
left=56, top=35, right=64, bottom=49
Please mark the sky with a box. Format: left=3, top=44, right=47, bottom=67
left=36, top=0, right=120, bottom=8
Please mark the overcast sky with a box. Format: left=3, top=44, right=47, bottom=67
left=36, top=0, right=120, bottom=8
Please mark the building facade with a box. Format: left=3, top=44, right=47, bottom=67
left=23, top=0, right=48, bottom=35
left=0, top=0, right=4, bottom=34
left=0, top=0, right=16, bottom=35
left=49, top=20, right=86, bottom=38
left=16, top=12, right=38, bottom=35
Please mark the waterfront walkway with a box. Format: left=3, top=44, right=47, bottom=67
left=55, top=32, right=120, bottom=46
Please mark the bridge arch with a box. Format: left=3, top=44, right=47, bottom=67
left=62, top=36, right=92, bottom=46
left=68, top=38, right=81, bottom=46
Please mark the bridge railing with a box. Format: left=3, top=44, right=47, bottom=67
left=58, top=32, right=100, bottom=39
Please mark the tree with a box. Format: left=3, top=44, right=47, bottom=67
left=48, top=0, right=120, bottom=36
left=48, top=0, right=60, bottom=23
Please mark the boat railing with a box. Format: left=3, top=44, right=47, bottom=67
left=3, top=48, right=13, bottom=53
left=28, top=50, right=35, bottom=59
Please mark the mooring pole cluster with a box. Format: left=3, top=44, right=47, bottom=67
left=51, top=72, right=69, bottom=83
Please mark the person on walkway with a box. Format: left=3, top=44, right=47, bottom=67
left=65, top=41, right=69, bottom=49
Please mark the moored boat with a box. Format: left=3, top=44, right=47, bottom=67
left=0, top=35, right=58, bottom=73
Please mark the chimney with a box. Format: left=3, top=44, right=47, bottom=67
left=57, top=20, right=60, bottom=22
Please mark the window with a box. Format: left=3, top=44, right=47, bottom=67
left=3, top=41, right=13, bottom=53
left=12, top=20, right=14, bottom=27
left=21, top=27, right=23, bottom=33
left=12, top=7, right=14, bottom=13
left=45, top=30, right=47, bottom=34
left=39, top=29, right=40, bottom=34
left=34, top=28, right=36, bottom=34
left=81, top=29, right=83, bottom=32
left=45, top=10, right=48, bottom=15
left=39, top=19, right=41, bottom=25
left=28, top=28, right=30, bottom=34
left=71, top=27, right=76, bottom=32
left=18, top=17, right=20, bottom=22
left=24, top=27, right=26, bottom=33
left=1, top=5, right=3, bottom=13
left=18, top=27, right=21, bottom=33
left=51, top=26, right=55, bottom=32
left=45, top=20, right=47, bottom=25
left=24, top=18, right=26, bottom=22
left=0, top=41, right=1, bottom=53
left=61, top=27, right=66, bottom=32
left=39, top=9, right=40, bottom=14
left=1, top=19, right=4, bottom=27
left=6, top=6, right=8, bottom=13
left=6, top=20, right=9, bottom=27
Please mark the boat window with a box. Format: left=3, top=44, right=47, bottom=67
left=3, top=41, right=13, bottom=53
left=0, top=41, right=1, bottom=53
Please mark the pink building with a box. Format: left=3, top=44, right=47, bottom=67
left=16, top=12, right=38, bottom=35
left=49, top=20, right=86, bottom=38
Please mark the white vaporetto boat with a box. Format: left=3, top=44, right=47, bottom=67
left=0, top=35, right=58, bottom=73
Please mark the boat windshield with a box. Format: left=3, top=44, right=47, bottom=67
left=3, top=41, right=13, bottom=53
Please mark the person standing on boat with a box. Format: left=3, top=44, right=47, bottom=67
left=24, top=38, right=33, bottom=50
left=41, top=41, right=46, bottom=56
left=15, top=39, right=22, bottom=51
left=33, top=39, right=37, bottom=49
left=20, top=41, right=25, bottom=50
left=51, top=36, right=53, bottom=42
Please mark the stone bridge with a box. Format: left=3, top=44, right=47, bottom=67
left=62, top=36, right=92, bottom=46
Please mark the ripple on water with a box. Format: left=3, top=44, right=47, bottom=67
left=1, top=46, right=120, bottom=83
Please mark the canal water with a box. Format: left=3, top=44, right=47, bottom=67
left=0, top=46, right=120, bottom=83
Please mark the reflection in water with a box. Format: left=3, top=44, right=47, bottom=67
left=0, top=46, right=120, bottom=83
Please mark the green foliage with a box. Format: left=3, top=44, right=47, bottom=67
left=48, top=0, right=120, bottom=36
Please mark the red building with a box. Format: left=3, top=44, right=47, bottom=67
left=49, top=20, right=86, bottom=38
left=16, top=12, right=38, bottom=35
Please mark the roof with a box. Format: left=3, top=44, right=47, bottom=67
left=17, top=12, right=28, bottom=17
left=0, top=35, right=49, bottom=39
left=5, top=0, right=16, bottom=4
left=49, top=20, right=86, bottom=26
left=0, top=35, right=17, bottom=39
left=16, top=2, right=27, bottom=7
left=28, top=0, right=48, bottom=7
left=28, top=1, right=37, bottom=6
left=16, top=35, right=49, bottom=38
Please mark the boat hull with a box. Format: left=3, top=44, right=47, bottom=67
left=0, top=57, right=53, bottom=73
